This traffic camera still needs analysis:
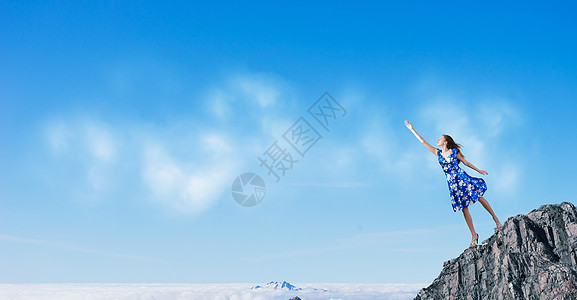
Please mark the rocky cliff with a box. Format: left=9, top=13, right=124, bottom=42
left=415, top=202, right=577, bottom=300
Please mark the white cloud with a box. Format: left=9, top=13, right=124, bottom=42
left=84, top=122, right=116, bottom=162
left=232, top=72, right=283, bottom=108
left=204, top=71, right=287, bottom=117
left=45, top=119, right=117, bottom=161
left=477, top=99, right=523, bottom=137
left=206, top=88, right=234, bottom=120
left=141, top=133, right=241, bottom=214
left=46, top=120, right=74, bottom=152
left=142, top=145, right=184, bottom=195
left=44, top=119, right=118, bottom=193
left=40, top=71, right=297, bottom=215
left=0, top=283, right=426, bottom=300
left=42, top=115, right=246, bottom=214
left=203, top=70, right=297, bottom=139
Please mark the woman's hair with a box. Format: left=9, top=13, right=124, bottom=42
left=443, top=135, right=465, bottom=162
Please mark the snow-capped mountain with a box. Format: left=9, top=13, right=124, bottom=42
left=251, top=281, right=328, bottom=292
left=251, top=281, right=301, bottom=291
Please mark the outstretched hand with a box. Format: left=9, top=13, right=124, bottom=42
left=479, top=170, right=488, bottom=175
left=404, top=120, right=413, bottom=130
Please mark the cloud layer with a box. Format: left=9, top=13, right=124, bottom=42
left=39, top=70, right=296, bottom=215
left=0, top=283, right=426, bottom=300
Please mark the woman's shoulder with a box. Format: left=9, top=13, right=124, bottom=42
left=452, top=148, right=460, bottom=155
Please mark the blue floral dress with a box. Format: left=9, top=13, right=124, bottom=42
left=437, top=148, right=487, bottom=212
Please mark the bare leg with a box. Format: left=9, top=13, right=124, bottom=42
left=462, top=207, right=478, bottom=246
left=477, top=197, right=502, bottom=229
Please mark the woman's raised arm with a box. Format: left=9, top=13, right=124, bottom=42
left=405, top=120, right=437, bottom=155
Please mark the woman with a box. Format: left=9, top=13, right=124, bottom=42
left=404, top=120, right=503, bottom=248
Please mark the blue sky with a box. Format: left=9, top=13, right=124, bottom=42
left=1, top=1, right=577, bottom=284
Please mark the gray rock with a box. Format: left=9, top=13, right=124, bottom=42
left=415, top=202, right=577, bottom=300
left=289, top=297, right=301, bottom=300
